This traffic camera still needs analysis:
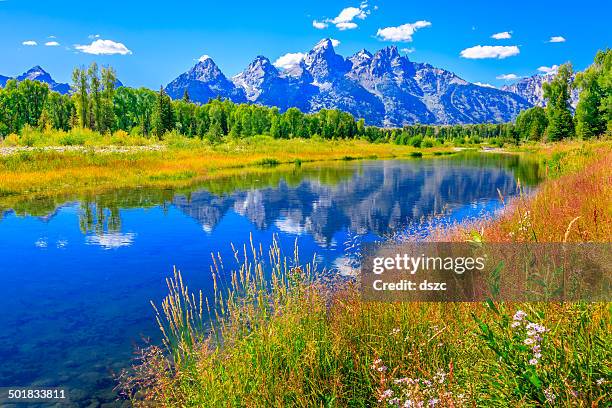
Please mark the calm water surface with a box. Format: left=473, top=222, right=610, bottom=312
left=0, top=153, right=540, bottom=406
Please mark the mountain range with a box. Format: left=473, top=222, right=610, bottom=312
left=166, top=39, right=536, bottom=126
left=1, top=40, right=578, bottom=126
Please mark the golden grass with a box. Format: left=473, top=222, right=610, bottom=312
left=0, top=136, right=442, bottom=209
left=450, top=140, right=612, bottom=243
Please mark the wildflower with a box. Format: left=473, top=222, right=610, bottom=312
left=526, top=322, right=548, bottom=334
left=513, top=310, right=527, bottom=322
left=428, top=398, right=439, bottom=407
left=524, top=338, right=535, bottom=345
left=534, top=352, right=542, bottom=359
left=378, top=365, right=388, bottom=372
left=433, top=369, right=446, bottom=384
left=380, top=389, right=394, bottom=400
left=543, top=387, right=556, bottom=403
left=529, top=358, right=538, bottom=366
left=511, top=321, right=521, bottom=328
left=596, top=378, right=604, bottom=386
left=391, top=328, right=401, bottom=336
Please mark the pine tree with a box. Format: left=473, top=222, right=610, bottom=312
left=153, top=86, right=174, bottom=138
left=543, top=63, right=575, bottom=141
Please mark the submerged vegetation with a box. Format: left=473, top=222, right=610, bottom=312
left=116, top=141, right=611, bottom=406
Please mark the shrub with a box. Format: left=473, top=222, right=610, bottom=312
left=58, top=130, right=87, bottom=146
left=407, top=135, right=424, bottom=148
left=19, top=125, right=41, bottom=146
left=3, top=134, right=19, bottom=147
left=421, top=137, right=437, bottom=148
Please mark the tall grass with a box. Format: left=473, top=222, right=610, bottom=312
left=112, top=140, right=610, bottom=406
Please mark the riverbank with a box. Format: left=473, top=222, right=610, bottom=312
left=119, top=139, right=611, bottom=407
left=0, top=135, right=453, bottom=211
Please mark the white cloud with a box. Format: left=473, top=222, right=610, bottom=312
left=460, top=45, right=519, bottom=59
left=496, top=74, right=520, bottom=80
left=537, top=65, right=559, bottom=74
left=316, top=3, right=371, bottom=31
left=273, top=52, right=305, bottom=69
left=330, top=6, right=367, bottom=24
left=401, top=47, right=416, bottom=54
left=88, top=34, right=101, bottom=39
left=549, top=36, right=566, bottom=43
left=491, top=31, right=512, bottom=40
left=376, top=20, right=432, bottom=42
left=75, top=39, right=132, bottom=55
left=22, top=40, right=37, bottom=46
left=45, top=41, right=60, bottom=46
left=474, top=82, right=496, bottom=88
left=330, top=38, right=341, bottom=47
left=336, top=22, right=358, bottom=30
left=312, top=20, right=328, bottom=29
left=198, top=54, right=211, bottom=62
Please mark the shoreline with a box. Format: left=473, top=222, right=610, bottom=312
left=118, top=139, right=611, bottom=406
left=0, top=137, right=459, bottom=212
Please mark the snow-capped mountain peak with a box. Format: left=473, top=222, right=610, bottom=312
left=164, top=46, right=537, bottom=126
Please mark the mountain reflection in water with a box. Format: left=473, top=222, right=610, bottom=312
left=0, top=153, right=541, bottom=407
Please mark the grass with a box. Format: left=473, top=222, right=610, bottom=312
left=116, top=139, right=612, bottom=407
left=449, top=140, right=611, bottom=243
left=0, top=131, right=454, bottom=212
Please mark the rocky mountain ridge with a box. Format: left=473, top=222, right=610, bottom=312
left=165, top=39, right=533, bottom=126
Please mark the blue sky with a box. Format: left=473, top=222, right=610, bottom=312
left=0, top=0, right=610, bottom=88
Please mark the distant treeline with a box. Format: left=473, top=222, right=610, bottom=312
left=0, top=50, right=609, bottom=145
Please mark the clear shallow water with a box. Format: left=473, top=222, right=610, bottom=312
left=0, top=154, right=540, bottom=407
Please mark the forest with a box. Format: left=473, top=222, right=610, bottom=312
left=0, top=49, right=609, bottom=147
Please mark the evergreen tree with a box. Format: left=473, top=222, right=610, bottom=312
left=153, top=86, right=174, bottom=137
left=543, top=63, right=575, bottom=141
